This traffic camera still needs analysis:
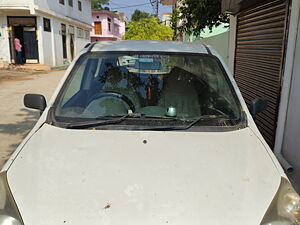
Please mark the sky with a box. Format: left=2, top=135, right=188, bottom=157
left=106, top=0, right=172, bottom=20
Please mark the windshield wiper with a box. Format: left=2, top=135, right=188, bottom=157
left=65, top=114, right=130, bottom=129
left=95, top=113, right=186, bottom=120
left=65, top=113, right=183, bottom=129
left=138, top=115, right=232, bottom=131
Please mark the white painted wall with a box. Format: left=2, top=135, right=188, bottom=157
left=34, top=0, right=91, bottom=25
left=0, top=13, right=90, bottom=66
left=75, top=26, right=90, bottom=53
left=48, top=19, right=90, bottom=66
left=0, top=0, right=33, bottom=6
left=228, top=15, right=237, bottom=73
left=0, top=15, right=10, bottom=64
left=0, top=0, right=92, bottom=66
left=37, top=16, right=53, bottom=65
left=36, top=16, right=44, bottom=64
left=34, top=0, right=91, bottom=65
left=52, top=18, right=64, bottom=66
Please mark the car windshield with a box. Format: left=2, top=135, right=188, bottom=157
left=53, top=52, right=243, bottom=128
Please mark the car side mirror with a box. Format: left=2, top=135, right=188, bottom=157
left=24, top=94, right=47, bottom=112
left=250, top=98, right=268, bottom=118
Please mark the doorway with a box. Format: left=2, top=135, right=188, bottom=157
left=70, top=34, right=74, bottom=60
left=69, top=25, right=75, bottom=61
left=61, top=24, right=67, bottom=60
left=7, top=16, right=39, bottom=64
left=23, top=27, right=39, bottom=62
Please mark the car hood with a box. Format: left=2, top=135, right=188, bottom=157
left=7, top=124, right=280, bottom=225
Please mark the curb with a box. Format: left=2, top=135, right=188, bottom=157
left=51, top=65, right=69, bottom=70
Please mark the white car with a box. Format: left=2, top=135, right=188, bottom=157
left=0, top=41, right=299, bottom=225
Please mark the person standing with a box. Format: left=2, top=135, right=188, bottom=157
left=14, top=38, right=23, bottom=65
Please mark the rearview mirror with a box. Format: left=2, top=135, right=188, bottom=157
left=24, top=94, right=47, bottom=112
left=250, top=98, right=268, bottom=118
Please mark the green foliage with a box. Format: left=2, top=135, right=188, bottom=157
left=124, top=17, right=173, bottom=41
left=171, top=7, right=180, bottom=40
left=92, top=0, right=109, bottom=9
left=131, top=10, right=152, bottom=21
left=172, top=0, right=229, bottom=37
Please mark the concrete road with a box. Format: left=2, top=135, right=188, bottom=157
left=0, top=70, right=65, bottom=168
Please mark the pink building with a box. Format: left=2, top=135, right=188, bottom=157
left=91, top=11, right=126, bottom=42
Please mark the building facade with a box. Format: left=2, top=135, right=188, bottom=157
left=0, top=0, right=92, bottom=66
left=162, top=12, right=172, bottom=27
left=90, top=10, right=125, bottom=42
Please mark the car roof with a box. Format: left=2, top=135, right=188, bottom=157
left=90, top=40, right=210, bottom=54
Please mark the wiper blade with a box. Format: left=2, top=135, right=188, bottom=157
left=139, top=115, right=231, bottom=131
left=65, top=113, right=183, bottom=129
left=96, top=113, right=184, bottom=120
left=185, top=115, right=231, bottom=129
left=65, top=114, right=130, bottom=129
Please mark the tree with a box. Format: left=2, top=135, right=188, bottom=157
left=131, top=9, right=151, bottom=21
left=172, top=0, right=229, bottom=37
left=124, top=17, right=173, bottom=41
left=92, top=0, right=109, bottom=10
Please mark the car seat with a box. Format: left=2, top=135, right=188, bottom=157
left=158, top=67, right=201, bottom=118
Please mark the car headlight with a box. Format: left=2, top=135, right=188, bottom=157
left=0, top=172, right=23, bottom=225
left=261, top=177, right=300, bottom=225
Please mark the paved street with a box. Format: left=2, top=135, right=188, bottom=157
left=0, top=70, right=64, bottom=168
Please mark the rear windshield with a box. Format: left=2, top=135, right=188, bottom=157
left=53, top=52, right=243, bottom=128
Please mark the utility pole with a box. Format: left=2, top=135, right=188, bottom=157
left=150, top=0, right=159, bottom=16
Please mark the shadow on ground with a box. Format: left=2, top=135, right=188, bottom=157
left=0, top=108, right=39, bottom=165
left=0, top=108, right=39, bottom=136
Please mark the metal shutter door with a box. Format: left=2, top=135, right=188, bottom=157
left=234, top=0, right=289, bottom=148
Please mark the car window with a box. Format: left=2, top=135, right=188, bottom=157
left=54, top=52, right=243, bottom=127
left=61, top=60, right=87, bottom=106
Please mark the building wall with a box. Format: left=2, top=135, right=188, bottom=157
left=34, top=0, right=91, bottom=25
left=195, top=31, right=229, bottom=65
left=91, top=36, right=116, bottom=42
left=274, top=0, right=300, bottom=193
left=0, top=13, right=90, bottom=66
left=119, top=22, right=125, bottom=37
left=36, top=16, right=44, bottom=64
left=75, top=26, right=90, bottom=55
left=0, top=0, right=92, bottom=66
left=91, top=13, right=108, bottom=36
left=0, top=15, right=10, bottom=64
left=55, top=22, right=90, bottom=65
left=38, top=16, right=52, bottom=65
left=0, top=0, right=33, bottom=6
left=52, top=18, right=64, bottom=66
left=91, top=11, right=125, bottom=40
left=162, top=14, right=172, bottom=27
left=228, top=15, right=236, bottom=73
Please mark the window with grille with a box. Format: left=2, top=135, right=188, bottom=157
left=59, top=0, right=65, bottom=5
left=68, top=0, right=73, bottom=7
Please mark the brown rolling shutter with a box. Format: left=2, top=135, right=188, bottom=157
left=234, top=0, right=289, bottom=148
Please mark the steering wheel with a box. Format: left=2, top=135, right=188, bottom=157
left=87, top=92, right=135, bottom=113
